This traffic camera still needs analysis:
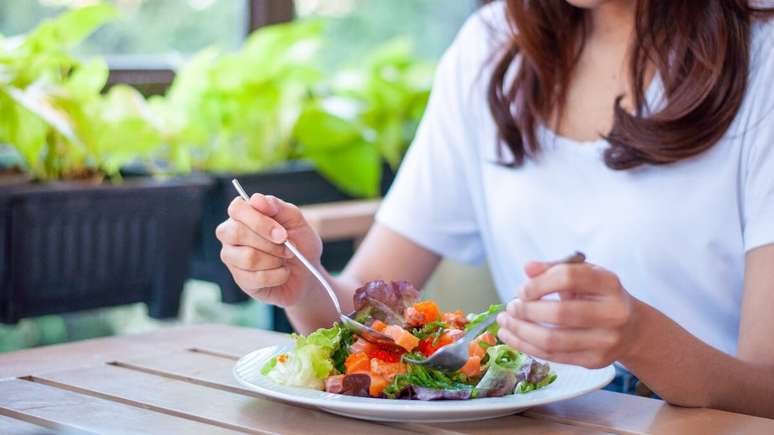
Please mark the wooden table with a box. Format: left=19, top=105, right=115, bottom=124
left=1, top=325, right=772, bottom=434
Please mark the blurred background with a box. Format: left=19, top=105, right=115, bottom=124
left=0, top=0, right=498, bottom=353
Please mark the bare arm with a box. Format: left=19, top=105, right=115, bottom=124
left=496, top=244, right=774, bottom=418
left=621, top=244, right=774, bottom=416
left=286, top=222, right=441, bottom=334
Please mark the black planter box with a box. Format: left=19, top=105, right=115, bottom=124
left=1, top=177, right=209, bottom=324
left=190, top=161, right=394, bottom=332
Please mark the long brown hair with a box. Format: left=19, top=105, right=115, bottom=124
left=488, top=1, right=774, bottom=169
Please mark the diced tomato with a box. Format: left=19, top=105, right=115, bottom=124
left=371, top=320, right=387, bottom=332
left=370, top=359, right=407, bottom=381
left=459, top=355, right=481, bottom=377
left=350, top=337, right=378, bottom=355
left=344, top=352, right=371, bottom=374
left=369, top=374, right=388, bottom=397
left=366, top=348, right=403, bottom=363
left=404, top=300, right=441, bottom=326
left=418, top=332, right=455, bottom=357
left=442, top=310, right=469, bottom=329
left=468, top=332, right=497, bottom=359
left=382, top=324, right=420, bottom=352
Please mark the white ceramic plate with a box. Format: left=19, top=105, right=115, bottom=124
left=233, top=344, right=615, bottom=423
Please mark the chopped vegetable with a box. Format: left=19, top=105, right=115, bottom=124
left=325, top=374, right=371, bottom=397
left=370, top=359, right=407, bottom=381
left=344, top=352, right=371, bottom=374
left=465, top=304, right=505, bottom=336
left=468, top=332, right=497, bottom=359
left=404, top=300, right=441, bottom=326
left=352, top=280, right=420, bottom=327
left=262, top=324, right=343, bottom=390
left=369, top=374, right=389, bottom=397
left=459, top=355, right=481, bottom=377
left=475, top=345, right=527, bottom=398
left=383, top=324, right=420, bottom=352
left=410, top=321, right=446, bottom=340
left=418, top=332, right=455, bottom=357
left=441, top=310, right=469, bottom=329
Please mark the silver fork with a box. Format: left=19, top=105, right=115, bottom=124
left=402, top=251, right=587, bottom=372
left=231, top=179, right=398, bottom=347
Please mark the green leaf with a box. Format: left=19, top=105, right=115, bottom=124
left=65, top=58, right=108, bottom=96
left=23, top=3, right=117, bottom=50
left=294, top=106, right=362, bottom=150
left=465, top=304, right=505, bottom=336
left=305, top=140, right=381, bottom=198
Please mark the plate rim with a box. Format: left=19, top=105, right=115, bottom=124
left=232, top=344, right=615, bottom=416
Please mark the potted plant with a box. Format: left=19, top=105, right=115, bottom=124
left=151, top=20, right=433, bottom=329
left=0, top=5, right=208, bottom=323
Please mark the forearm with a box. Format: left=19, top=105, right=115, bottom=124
left=622, top=301, right=774, bottom=417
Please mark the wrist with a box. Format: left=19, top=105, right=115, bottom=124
left=619, top=298, right=654, bottom=366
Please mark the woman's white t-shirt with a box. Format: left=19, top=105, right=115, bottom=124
left=376, top=3, right=774, bottom=356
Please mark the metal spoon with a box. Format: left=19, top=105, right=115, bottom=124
left=402, top=251, right=587, bottom=372
left=231, top=179, right=397, bottom=347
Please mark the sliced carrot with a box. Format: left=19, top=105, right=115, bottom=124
left=344, top=352, right=371, bottom=374
left=459, top=355, right=481, bottom=377
left=383, top=324, right=419, bottom=352
left=412, top=300, right=441, bottom=325
left=369, top=374, right=388, bottom=397
left=370, top=359, right=407, bottom=381
left=371, top=320, right=387, bottom=332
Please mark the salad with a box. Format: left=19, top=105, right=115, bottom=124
left=261, top=280, right=556, bottom=400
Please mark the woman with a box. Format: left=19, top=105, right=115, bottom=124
left=217, top=0, right=774, bottom=418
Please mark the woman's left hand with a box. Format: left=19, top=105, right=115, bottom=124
left=496, top=260, right=642, bottom=369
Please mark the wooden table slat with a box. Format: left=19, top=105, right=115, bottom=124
left=33, top=364, right=414, bottom=435
left=0, top=413, right=50, bottom=434
left=0, top=379, right=241, bottom=435
left=527, top=389, right=774, bottom=435
left=114, top=348, right=612, bottom=435
left=0, top=324, right=288, bottom=380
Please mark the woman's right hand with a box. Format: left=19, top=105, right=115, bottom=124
left=215, top=193, right=323, bottom=307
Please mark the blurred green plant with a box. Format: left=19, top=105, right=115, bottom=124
left=0, top=4, right=163, bottom=181
left=294, top=38, right=433, bottom=197
left=149, top=19, right=324, bottom=174
left=1, top=4, right=434, bottom=196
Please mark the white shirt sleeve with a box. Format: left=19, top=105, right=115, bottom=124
left=375, top=13, right=489, bottom=265
left=742, top=22, right=774, bottom=252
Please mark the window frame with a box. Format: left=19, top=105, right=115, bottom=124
left=106, top=0, right=295, bottom=94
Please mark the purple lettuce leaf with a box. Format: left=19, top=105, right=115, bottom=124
left=324, top=374, right=371, bottom=397
left=352, top=280, right=421, bottom=326
left=409, top=386, right=473, bottom=401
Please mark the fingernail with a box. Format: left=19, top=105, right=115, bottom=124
left=271, top=227, right=286, bottom=243
left=496, top=312, right=507, bottom=325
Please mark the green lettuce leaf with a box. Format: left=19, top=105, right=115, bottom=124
left=465, top=304, right=505, bottom=336
left=262, top=324, right=345, bottom=390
